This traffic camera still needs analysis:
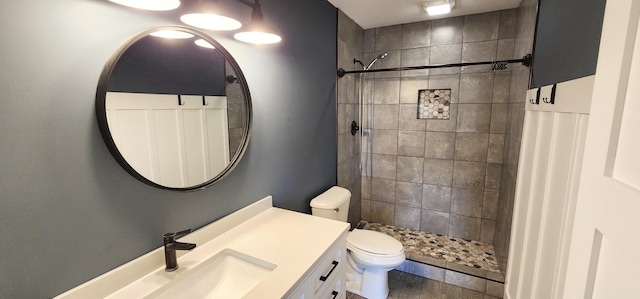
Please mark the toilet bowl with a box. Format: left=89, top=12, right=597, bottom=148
left=345, top=229, right=405, bottom=299
left=310, top=186, right=406, bottom=299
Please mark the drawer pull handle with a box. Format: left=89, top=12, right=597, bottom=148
left=319, top=261, right=339, bottom=281
left=331, top=290, right=339, bottom=299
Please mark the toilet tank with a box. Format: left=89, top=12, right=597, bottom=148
left=310, top=186, right=350, bottom=222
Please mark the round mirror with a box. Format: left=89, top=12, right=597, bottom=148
left=96, top=26, right=252, bottom=191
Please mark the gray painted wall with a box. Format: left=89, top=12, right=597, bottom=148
left=531, top=0, right=606, bottom=87
left=0, top=0, right=337, bottom=297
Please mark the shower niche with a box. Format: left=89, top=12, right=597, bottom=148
left=417, top=89, right=452, bottom=120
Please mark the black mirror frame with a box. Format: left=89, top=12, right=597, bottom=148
left=95, top=26, right=252, bottom=191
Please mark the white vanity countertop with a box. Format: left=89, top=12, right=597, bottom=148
left=56, top=196, right=350, bottom=299
left=137, top=207, right=349, bottom=298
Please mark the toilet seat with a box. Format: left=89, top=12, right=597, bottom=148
left=347, top=229, right=403, bottom=255
left=346, top=229, right=405, bottom=267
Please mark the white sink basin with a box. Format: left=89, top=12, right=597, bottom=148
left=146, top=249, right=277, bottom=299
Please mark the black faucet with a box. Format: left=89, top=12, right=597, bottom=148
left=163, top=229, right=197, bottom=272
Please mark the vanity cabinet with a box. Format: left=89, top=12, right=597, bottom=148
left=288, top=232, right=347, bottom=299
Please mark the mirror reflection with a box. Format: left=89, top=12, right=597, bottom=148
left=96, top=27, right=251, bottom=191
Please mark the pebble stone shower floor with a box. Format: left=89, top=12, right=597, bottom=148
left=359, top=221, right=501, bottom=274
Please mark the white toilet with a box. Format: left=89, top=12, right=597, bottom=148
left=310, top=186, right=405, bottom=299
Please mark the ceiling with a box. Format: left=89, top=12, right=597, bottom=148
left=326, top=0, right=523, bottom=29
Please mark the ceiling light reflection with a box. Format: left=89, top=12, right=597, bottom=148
left=194, top=39, right=216, bottom=49
left=109, top=0, right=180, bottom=11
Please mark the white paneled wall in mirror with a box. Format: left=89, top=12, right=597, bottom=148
left=106, top=92, right=230, bottom=188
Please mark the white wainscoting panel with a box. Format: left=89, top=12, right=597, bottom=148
left=106, top=92, right=230, bottom=188
left=505, top=76, right=594, bottom=299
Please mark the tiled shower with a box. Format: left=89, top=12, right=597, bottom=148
left=337, top=1, right=536, bottom=276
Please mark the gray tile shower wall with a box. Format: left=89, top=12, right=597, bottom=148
left=494, top=0, right=537, bottom=274
left=358, top=10, right=521, bottom=246
left=337, top=11, right=365, bottom=227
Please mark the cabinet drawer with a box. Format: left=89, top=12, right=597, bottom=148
left=311, top=241, right=345, bottom=294
left=287, top=278, right=310, bottom=299
left=316, top=269, right=344, bottom=299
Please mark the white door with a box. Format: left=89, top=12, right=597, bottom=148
left=563, top=0, right=640, bottom=298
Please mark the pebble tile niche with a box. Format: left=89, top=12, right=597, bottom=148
left=360, top=221, right=501, bottom=274
left=417, top=89, right=451, bottom=120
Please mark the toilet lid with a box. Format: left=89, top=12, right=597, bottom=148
left=347, top=229, right=403, bottom=255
